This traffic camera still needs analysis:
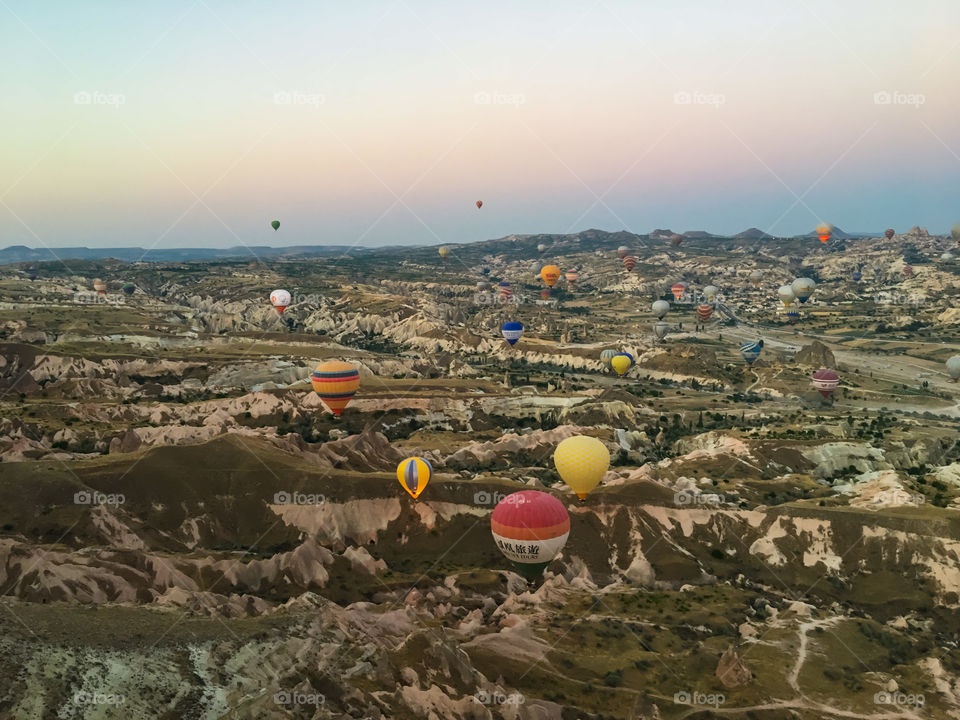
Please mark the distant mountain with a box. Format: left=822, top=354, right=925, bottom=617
left=734, top=228, right=773, bottom=240
left=681, top=230, right=722, bottom=239
left=0, top=244, right=364, bottom=265
left=648, top=229, right=675, bottom=239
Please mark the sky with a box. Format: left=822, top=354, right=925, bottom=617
left=1, top=0, right=959, bottom=249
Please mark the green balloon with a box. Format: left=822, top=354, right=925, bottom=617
left=271, top=220, right=280, bottom=231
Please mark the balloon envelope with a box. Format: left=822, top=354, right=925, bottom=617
left=270, top=289, right=291, bottom=313
left=703, top=285, right=719, bottom=301
left=600, top=349, right=616, bottom=367
left=271, top=220, right=280, bottom=231
left=884, top=228, right=894, bottom=240
left=311, top=361, right=360, bottom=416
left=670, top=283, right=686, bottom=300
left=812, top=368, right=839, bottom=398
left=476, top=200, right=483, bottom=208
left=654, top=321, right=670, bottom=339
left=816, top=223, right=832, bottom=243
left=438, top=247, right=450, bottom=258
left=652, top=300, right=670, bottom=319
left=610, top=353, right=633, bottom=376
left=397, top=457, right=432, bottom=499
left=792, top=278, right=815, bottom=303
left=501, top=321, right=524, bottom=345
left=946, top=356, right=960, bottom=381
left=554, top=435, right=610, bottom=499
left=617, top=246, right=629, bottom=259
left=696, top=303, right=714, bottom=322
left=491, top=491, right=569, bottom=575
left=740, top=340, right=764, bottom=364
left=778, top=285, right=796, bottom=307
left=540, top=265, right=561, bottom=287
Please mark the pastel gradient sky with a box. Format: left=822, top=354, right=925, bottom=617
left=1, top=0, right=958, bottom=249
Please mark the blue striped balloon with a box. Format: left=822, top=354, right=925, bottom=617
left=740, top=340, right=764, bottom=365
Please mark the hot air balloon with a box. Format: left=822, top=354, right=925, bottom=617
left=816, top=223, right=832, bottom=243
left=942, top=252, right=955, bottom=262
left=498, top=281, right=512, bottom=302
left=476, top=201, right=483, bottom=209
left=652, top=300, right=670, bottom=319
left=884, top=228, right=894, bottom=240
left=491, top=491, right=569, bottom=579
left=740, top=340, right=763, bottom=365
left=654, top=321, right=670, bottom=340
left=540, top=289, right=551, bottom=300
left=903, top=265, right=913, bottom=277
left=946, top=356, right=960, bottom=382
left=438, top=247, right=450, bottom=260
left=122, top=283, right=136, bottom=295
left=501, top=321, right=523, bottom=345
left=554, top=435, right=610, bottom=500
left=397, top=457, right=431, bottom=499
left=617, top=246, right=629, bottom=259
left=311, top=361, right=360, bottom=416
left=749, top=270, right=763, bottom=287
left=565, top=270, right=578, bottom=288
left=812, top=368, right=839, bottom=398
left=623, top=256, right=637, bottom=272
left=670, top=234, right=683, bottom=248
left=610, top=353, right=634, bottom=376
left=537, top=243, right=547, bottom=253
left=696, top=303, right=714, bottom=323
left=271, top=220, right=280, bottom=231
left=477, top=280, right=490, bottom=292
left=671, top=283, right=686, bottom=301
left=778, top=285, right=796, bottom=307
left=540, top=265, right=561, bottom=287
left=600, top=349, right=616, bottom=368
left=270, top=289, right=291, bottom=314
left=852, top=269, right=862, bottom=282
left=952, top=223, right=960, bottom=242
left=93, top=279, right=107, bottom=295
left=702, top=285, right=719, bottom=302
left=791, top=278, right=815, bottom=303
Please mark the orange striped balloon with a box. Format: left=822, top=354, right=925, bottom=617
left=311, top=361, right=360, bottom=416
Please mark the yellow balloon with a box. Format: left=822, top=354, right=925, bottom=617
left=397, top=457, right=432, bottom=499
left=540, top=265, right=561, bottom=287
left=610, top=355, right=632, bottom=376
left=554, top=435, right=610, bottom=500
